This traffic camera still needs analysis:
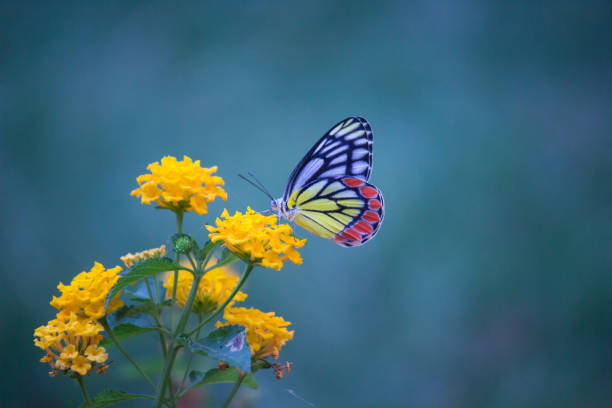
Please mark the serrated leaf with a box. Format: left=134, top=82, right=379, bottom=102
left=188, top=368, right=257, bottom=390
left=178, top=325, right=251, bottom=373
left=79, top=389, right=152, bottom=407
left=106, top=258, right=183, bottom=311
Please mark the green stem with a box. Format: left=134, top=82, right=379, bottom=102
left=153, top=273, right=203, bottom=408
left=145, top=277, right=168, bottom=358
left=222, top=375, right=244, bottom=408
left=153, top=273, right=162, bottom=309
left=76, top=375, right=91, bottom=404
left=170, top=209, right=184, bottom=333
left=178, top=315, right=202, bottom=393
left=175, top=209, right=184, bottom=234
left=187, top=263, right=254, bottom=337
left=100, top=317, right=156, bottom=389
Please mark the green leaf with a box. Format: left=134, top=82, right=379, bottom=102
left=188, top=368, right=257, bottom=390
left=99, top=323, right=155, bottom=348
left=106, top=257, right=183, bottom=311
left=108, top=307, right=157, bottom=329
left=112, top=303, right=158, bottom=321
left=178, top=325, right=251, bottom=373
left=100, top=304, right=160, bottom=348
left=79, top=389, right=153, bottom=407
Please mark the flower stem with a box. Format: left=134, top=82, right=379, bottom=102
left=178, top=315, right=202, bottom=393
left=76, top=375, right=91, bottom=404
left=222, top=375, right=244, bottom=408
left=175, top=209, right=184, bottom=234
left=100, top=317, right=156, bottom=389
left=187, top=262, right=254, bottom=337
left=153, top=273, right=203, bottom=408
left=145, top=277, right=168, bottom=358
left=170, top=209, right=184, bottom=332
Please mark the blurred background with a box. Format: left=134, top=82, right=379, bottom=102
left=1, top=1, right=612, bottom=407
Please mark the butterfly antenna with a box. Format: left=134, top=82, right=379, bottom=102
left=247, top=171, right=275, bottom=199
left=238, top=173, right=274, bottom=200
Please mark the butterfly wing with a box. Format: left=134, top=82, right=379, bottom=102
left=282, top=117, right=373, bottom=202
left=287, top=176, right=384, bottom=247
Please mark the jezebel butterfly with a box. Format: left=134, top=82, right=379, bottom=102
left=271, top=117, right=384, bottom=247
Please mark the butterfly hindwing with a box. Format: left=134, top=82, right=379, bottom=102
left=282, top=117, right=373, bottom=202
left=288, top=176, right=384, bottom=247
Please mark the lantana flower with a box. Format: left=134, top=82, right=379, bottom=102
left=206, top=207, right=306, bottom=270
left=163, top=259, right=247, bottom=315
left=34, top=314, right=109, bottom=376
left=216, top=306, right=294, bottom=360
left=130, top=155, right=227, bottom=215
left=50, top=262, right=124, bottom=320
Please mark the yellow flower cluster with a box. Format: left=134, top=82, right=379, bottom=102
left=206, top=208, right=306, bottom=270
left=34, top=314, right=108, bottom=375
left=164, top=260, right=247, bottom=315
left=217, top=307, right=294, bottom=359
left=130, top=155, right=227, bottom=215
left=35, top=262, right=122, bottom=375
left=50, top=262, right=124, bottom=320
left=121, top=245, right=166, bottom=268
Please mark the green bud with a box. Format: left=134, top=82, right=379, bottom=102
left=172, top=233, right=194, bottom=254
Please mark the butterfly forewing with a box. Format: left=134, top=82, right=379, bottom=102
left=288, top=176, right=384, bottom=247
left=282, top=117, right=373, bottom=202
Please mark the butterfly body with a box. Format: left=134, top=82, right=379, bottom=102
left=273, top=117, right=384, bottom=247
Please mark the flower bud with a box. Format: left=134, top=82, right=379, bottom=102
left=172, top=233, right=194, bottom=254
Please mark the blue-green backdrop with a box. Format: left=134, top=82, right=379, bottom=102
left=2, top=1, right=612, bottom=407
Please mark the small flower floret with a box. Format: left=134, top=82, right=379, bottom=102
left=121, top=245, right=166, bottom=268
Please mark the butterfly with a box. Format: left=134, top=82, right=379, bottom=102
left=269, top=117, right=385, bottom=247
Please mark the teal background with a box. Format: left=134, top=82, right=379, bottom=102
left=2, top=1, right=612, bottom=407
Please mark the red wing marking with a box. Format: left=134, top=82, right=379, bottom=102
left=343, top=177, right=365, bottom=187
left=362, top=211, right=380, bottom=223
left=341, top=229, right=361, bottom=241
left=360, top=186, right=378, bottom=198
left=334, top=235, right=346, bottom=244
left=354, top=221, right=373, bottom=234
left=368, top=199, right=381, bottom=210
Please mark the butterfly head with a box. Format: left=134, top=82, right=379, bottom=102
left=271, top=197, right=297, bottom=222
left=270, top=198, right=281, bottom=212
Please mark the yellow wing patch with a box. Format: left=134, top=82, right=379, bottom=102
left=288, top=180, right=328, bottom=209
left=343, top=208, right=360, bottom=216
left=295, top=214, right=336, bottom=239
left=298, top=199, right=340, bottom=211
left=329, top=212, right=352, bottom=224
left=337, top=199, right=362, bottom=208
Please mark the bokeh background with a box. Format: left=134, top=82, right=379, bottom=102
left=2, top=1, right=612, bottom=407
